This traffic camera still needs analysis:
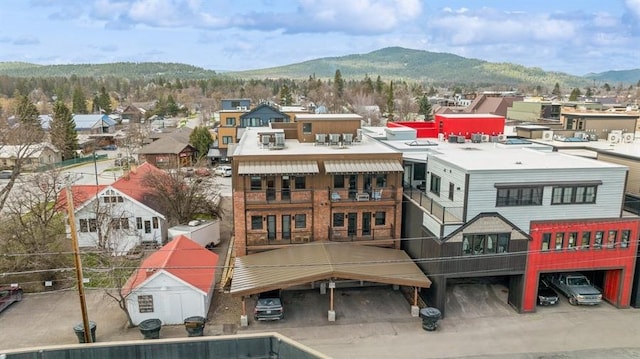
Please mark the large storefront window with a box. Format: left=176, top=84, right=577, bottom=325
left=463, top=233, right=510, bottom=255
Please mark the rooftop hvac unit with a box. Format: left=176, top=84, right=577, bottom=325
left=608, top=133, right=620, bottom=144
left=471, top=133, right=482, bottom=143
left=261, top=135, right=270, bottom=147
left=457, top=136, right=465, bottom=143
left=342, top=133, right=353, bottom=145
left=329, top=133, right=341, bottom=145
left=448, top=135, right=459, bottom=143
left=497, top=134, right=508, bottom=142
left=438, top=133, right=446, bottom=142
left=481, top=134, right=490, bottom=142
left=623, top=133, right=634, bottom=143
left=542, top=130, right=554, bottom=141
left=274, top=133, right=285, bottom=148
left=315, top=133, right=327, bottom=145
left=356, top=129, right=363, bottom=142
left=588, top=133, right=598, bottom=141
left=490, top=135, right=500, bottom=143
left=610, top=129, right=623, bottom=136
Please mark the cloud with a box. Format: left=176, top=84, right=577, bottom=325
left=13, top=37, right=40, bottom=45
left=625, top=0, right=640, bottom=18
left=236, top=0, right=423, bottom=35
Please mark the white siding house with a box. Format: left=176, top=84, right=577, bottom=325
left=124, top=235, right=219, bottom=325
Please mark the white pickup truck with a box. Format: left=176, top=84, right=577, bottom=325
left=549, top=273, right=602, bottom=305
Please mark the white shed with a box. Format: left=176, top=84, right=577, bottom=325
left=124, top=235, right=219, bottom=325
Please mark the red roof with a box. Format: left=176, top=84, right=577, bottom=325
left=124, top=235, right=219, bottom=295
left=111, top=162, right=163, bottom=203
left=56, top=185, right=106, bottom=212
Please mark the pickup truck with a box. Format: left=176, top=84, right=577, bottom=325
left=549, top=273, right=602, bottom=305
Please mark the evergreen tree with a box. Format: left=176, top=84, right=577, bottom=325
left=363, top=74, right=374, bottom=94
left=386, top=81, right=395, bottom=119
left=166, top=95, right=179, bottom=117
left=552, top=82, right=561, bottom=96
left=16, top=95, right=42, bottom=135
left=50, top=101, right=78, bottom=160
left=72, top=87, right=88, bottom=114
left=585, top=87, right=593, bottom=98
left=279, top=85, right=292, bottom=106
left=375, top=76, right=384, bottom=94
left=417, top=94, right=433, bottom=121
left=97, top=86, right=112, bottom=114
left=333, top=69, right=344, bottom=98
left=569, top=88, right=581, bottom=101
left=603, top=83, right=611, bottom=92
left=189, top=126, right=213, bottom=160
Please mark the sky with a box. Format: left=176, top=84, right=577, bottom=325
left=1, top=0, right=639, bottom=76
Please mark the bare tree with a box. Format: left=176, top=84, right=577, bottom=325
left=142, top=162, right=222, bottom=226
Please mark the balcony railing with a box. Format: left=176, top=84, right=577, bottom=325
left=329, top=186, right=397, bottom=203
left=245, top=189, right=313, bottom=205
left=329, top=225, right=394, bottom=242
left=246, top=231, right=313, bottom=246
left=403, top=183, right=463, bottom=224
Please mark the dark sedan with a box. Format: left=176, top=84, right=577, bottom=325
left=537, top=279, right=559, bottom=306
left=0, top=285, right=23, bottom=313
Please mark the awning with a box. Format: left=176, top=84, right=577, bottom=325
left=238, top=161, right=319, bottom=175
left=230, top=242, right=431, bottom=297
left=324, top=159, right=403, bottom=174
left=207, top=148, right=221, bottom=157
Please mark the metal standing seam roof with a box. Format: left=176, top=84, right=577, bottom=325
left=238, top=160, right=320, bottom=175
left=230, top=242, right=431, bottom=297
left=324, top=159, right=404, bottom=174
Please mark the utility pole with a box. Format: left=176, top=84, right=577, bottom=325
left=66, top=186, right=92, bottom=343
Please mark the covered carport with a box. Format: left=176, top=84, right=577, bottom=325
left=230, top=242, right=431, bottom=325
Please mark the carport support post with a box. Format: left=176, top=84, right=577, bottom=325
left=240, top=297, right=248, bottom=327
left=328, top=280, right=336, bottom=322
left=411, top=287, right=420, bottom=317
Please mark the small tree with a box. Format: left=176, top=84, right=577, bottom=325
left=279, top=85, right=293, bottom=106
left=386, top=81, right=395, bottom=120
left=72, top=87, right=88, bottom=114
left=50, top=101, right=78, bottom=160
left=569, top=88, right=581, bottom=101
left=417, top=94, right=433, bottom=121
left=552, top=82, right=561, bottom=96
left=189, top=126, right=214, bottom=160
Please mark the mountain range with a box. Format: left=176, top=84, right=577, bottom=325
left=0, top=47, right=638, bottom=87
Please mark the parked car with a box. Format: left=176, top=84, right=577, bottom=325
left=213, top=165, right=232, bottom=177
left=0, top=285, right=23, bottom=313
left=114, top=156, right=137, bottom=167
left=254, top=290, right=284, bottom=321
left=549, top=272, right=602, bottom=305
left=537, top=278, right=559, bottom=306
left=102, top=144, right=118, bottom=151
left=0, top=170, right=12, bottom=179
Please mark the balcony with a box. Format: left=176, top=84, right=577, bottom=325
left=329, top=187, right=397, bottom=203
left=403, top=183, right=463, bottom=224
left=329, top=225, right=395, bottom=242
left=246, top=231, right=313, bottom=246
left=245, top=189, right=313, bottom=205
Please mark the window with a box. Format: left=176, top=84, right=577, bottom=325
left=136, top=217, right=143, bottom=230
left=551, top=185, right=597, bottom=204
left=429, top=174, right=441, bottom=196
left=413, top=163, right=426, bottom=181
left=226, top=117, right=236, bottom=126
left=333, top=213, right=344, bottom=227
left=138, top=295, right=154, bottom=313
left=448, top=182, right=455, bottom=201
left=222, top=136, right=233, bottom=145
left=333, top=175, right=344, bottom=188
left=152, top=217, right=159, bottom=229
left=581, top=232, right=591, bottom=249
left=375, top=174, right=387, bottom=188
left=462, top=234, right=509, bottom=255
left=294, top=176, right=306, bottom=189
left=111, top=218, right=130, bottom=230
left=144, top=220, right=151, bottom=234
left=621, top=230, right=630, bottom=248
left=88, top=218, right=97, bottom=232
left=541, top=233, right=551, bottom=251
left=294, top=214, right=306, bottom=229
left=568, top=232, right=577, bottom=249
left=251, top=216, right=263, bottom=230
left=250, top=176, right=262, bottom=191
left=375, top=212, right=386, bottom=226
left=555, top=233, right=564, bottom=250
left=302, top=123, right=312, bottom=134
left=607, top=230, right=617, bottom=249
left=594, top=231, right=604, bottom=249
left=79, top=219, right=89, bottom=233
left=496, top=187, right=543, bottom=206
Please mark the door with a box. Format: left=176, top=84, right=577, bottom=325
left=281, top=176, right=291, bottom=201
left=282, top=215, right=291, bottom=240
left=362, top=212, right=371, bottom=236
left=363, top=175, right=372, bottom=195
left=267, top=215, right=276, bottom=240
left=266, top=177, right=276, bottom=201
left=348, top=175, right=357, bottom=199
left=347, top=213, right=357, bottom=237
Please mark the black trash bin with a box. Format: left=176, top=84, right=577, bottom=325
left=183, top=316, right=206, bottom=337
left=139, top=318, right=162, bottom=339
left=419, top=307, right=441, bottom=331
left=73, top=321, right=97, bottom=343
